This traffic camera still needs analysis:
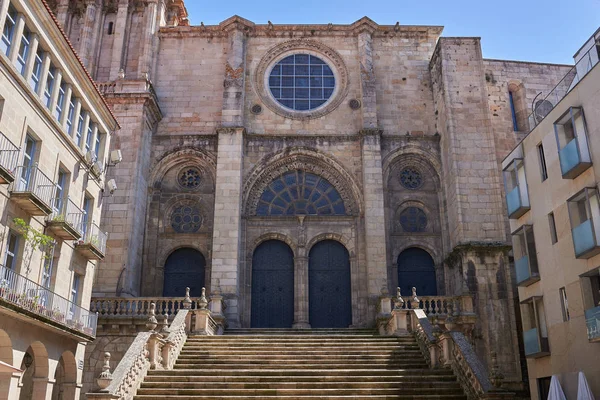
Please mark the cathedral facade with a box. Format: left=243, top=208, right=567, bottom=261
left=44, top=0, right=576, bottom=392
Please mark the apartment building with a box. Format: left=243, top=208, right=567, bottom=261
left=503, top=29, right=600, bottom=400
left=0, top=0, right=119, bottom=398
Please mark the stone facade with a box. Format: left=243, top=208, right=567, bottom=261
left=0, top=0, right=118, bottom=398
left=43, top=0, right=581, bottom=394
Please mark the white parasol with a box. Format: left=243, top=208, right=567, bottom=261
left=548, top=375, right=567, bottom=400
left=577, top=371, right=596, bottom=400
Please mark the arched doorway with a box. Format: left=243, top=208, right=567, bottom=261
left=397, top=247, right=437, bottom=296
left=51, top=351, right=77, bottom=400
left=309, top=240, right=351, bottom=328
left=19, top=342, right=48, bottom=400
left=251, top=240, right=294, bottom=328
left=163, top=248, right=206, bottom=297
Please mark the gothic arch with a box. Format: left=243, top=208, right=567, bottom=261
left=393, top=200, right=436, bottom=234
left=248, top=233, right=298, bottom=259
left=396, top=242, right=441, bottom=266
left=161, top=195, right=211, bottom=234
left=306, top=233, right=355, bottom=258
left=149, top=147, right=217, bottom=189
left=0, top=329, right=12, bottom=366
left=158, top=243, right=209, bottom=272
left=383, top=145, right=442, bottom=189
left=244, top=148, right=362, bottom=216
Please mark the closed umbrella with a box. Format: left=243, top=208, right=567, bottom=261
left=577, top=371, right=596, bottom=400
left=548, top=375, right=567, bottom=400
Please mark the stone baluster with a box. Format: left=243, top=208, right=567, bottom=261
left=146, top=303, right=158, bottom=332
left=390, top=288, right=408, bottom=335
left=410, top=287, right=420, bottom=309
left=183, top=287, right=192, bottom=309
left=198, top=287, right=208, bottom=310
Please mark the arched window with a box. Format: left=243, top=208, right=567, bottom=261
left=397, top=247, right=437, bottom=296
left=163, top=248, right=206, bottom=297
left=256, top=171, right=346, bottom=216
left=107, top=22, right=114, bottom=35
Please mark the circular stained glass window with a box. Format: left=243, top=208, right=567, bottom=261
left=399, top=207, right=427, bottom=233
left=171, top=205, right=203, bottom=233
left=399, top=168, right=423, bottom=190
left=268, top=54, right=335, bottom=111
left=178, top=167, right=201, bottom=189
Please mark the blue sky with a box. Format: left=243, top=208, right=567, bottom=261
left=184, top=0, right=600, bottom=65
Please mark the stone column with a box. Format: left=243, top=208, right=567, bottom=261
left=356, top=24, right=378, bottom=128
left=360, top=129, right=388, bottom=323
left=60, top=84, right=73, bottom=128
left=0, top=0, right=10, bottom=35
left=49, top=69, right=63, bottom=114
left=109, top=0, right=129, bottom=81
left=55, top=0, right=70, bottom=28
left=137, top=0, right=158, bottom=78
left=36, top=53, right=51, bottom=97
left=78, top=0, right=99, bottom=68
left=211, top=127, right=244, bottom=327
left=293, top=256, right=310, bottom=328
left=23, top=33, right=39, bottom=81
left=7, top=13, right=25, bottom=63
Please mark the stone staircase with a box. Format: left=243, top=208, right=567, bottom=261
left=134, top=328, right=468, bottom=399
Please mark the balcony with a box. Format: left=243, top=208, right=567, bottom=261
left=524, top=327, right=550, bottom=358
left=567, top=188, right=600, bottom=258
left=513, top=225, right=540, bottom=287
left=0, top=264, right=97, bottom=338
left=0, top=131, right=19, bottom=184
left=555, top=108, right=592, bottom=179
left=47, top=197, right=85, bottom=240
left=9, top=165, right=56, bottom=215
left=75, top=222, right=107, bottom=260
left=585, top=306, right=600, bottom=342
left=503, top=158, right=530, bottom=219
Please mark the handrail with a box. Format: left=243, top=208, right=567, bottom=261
left=81, top=222, right=107, bottom=254
left=0, top=264, right=97, bottom=336
left=49, top=196, right=85, bottom=235
left=0, top=131, right=19, bottom=176
left=527, top=45, right=599, bottom=130
left=91, top=297, right=196, bottom=317
left=11, top=165, right=56, bottom=208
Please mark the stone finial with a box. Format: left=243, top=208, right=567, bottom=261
left=146, top=303, right=158, bottom=331
left=199, top=287, right=208, bottom=310
left=394, top=287, right=404, bottom=310
left=183, top=287, right=192, bottom=309
left=160, top=314, right=169, bottom=335
left=411, top=287, right=420, bottom=309
left=117, top=69, right=125, bottom=79
left=97, top=352, right=112, bottom=391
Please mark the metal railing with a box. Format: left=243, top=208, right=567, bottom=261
left=80, top=222, right=107, bottom=255
left=49, top=197, right=85, bottom=235
left=528, top=45, right=599, bottom=130
left=0, top=131, right=19, bottom=178
left=0, top=264, right=97, bottom=336
left=11, top=165, right=56, bottom=208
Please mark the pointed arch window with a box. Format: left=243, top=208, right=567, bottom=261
left=256, top=171, right=346, bottom=216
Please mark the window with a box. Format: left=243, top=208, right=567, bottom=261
left=509, top=91, right=518, bottom=132
left=53, top=169, right=67, bottom=212
left=94, top=132, right=103, bottom=159
left=15, top=25, right=30, bottom=75
left=537, top=143, right=548, bottom=181
left=582, top=270, right=600, bottom=341
left=554, top=107, right=591, bottom=179
left=69, top=273, right=80, bottom=318
left=548, top=212, right=558, bottom=244
left=538, top=377, right=551, bottom=400
left=82, top=196, right=92, bottom=237
left=559, top=287, right=570, bottom=322
left=43, top=64, right=56, bottom=108
left=29, top=48, right=42, bottom=92
left=512, top=225, right=540, bottom=286
left=567, top=188, right=600, bottom=258
left=4, top=231, right=19, bottom=270
left=65, top=98, right=75, bottom=135
left=1, top=5, right=17, bottom=56
left=268, top=54, right=335, bottom=111
left=55, top=82, right=67, bottom=121
left=107, top=21, right=114, bottom=35
left=503, top=158, right=530, bottom=218
left=75, top=111, right=85, bottom=146
left=400, top=207, right=428, bottom=232
left=85, top=121, right=94, bottom=152
left=521, top=296, right=550, bottom=357
left=41, top=245, right=55, bottom=289
left=19, top=135, right=36, bottom=188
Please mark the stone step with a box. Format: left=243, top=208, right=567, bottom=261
left=178, top=350, right=423, bottom=357
left=135, top=388, right=466, bottom=396
left=223, top=329, right=379, bottom=335
left=176, top=355, right=426, bottom=361
left=149, top=369, right=456, bottom=377
left=134, top=395, right=467, bottom=400
left=143, top=374, right=460, bottom=383
left=139, top=382, right=462, bottom=390
left=173, top=362, right=429, bottom=369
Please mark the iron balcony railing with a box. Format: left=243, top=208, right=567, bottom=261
left=81, top=222, right=108, bottom=255
left=11, top=165, right=56, bottom=208
left=0, top=131, right=19, bottom=178
left=0, top=264, right=97, bottom=337
left=49, top=197, right=85, bottom=235
left=528, top=45, right=599, bottom=130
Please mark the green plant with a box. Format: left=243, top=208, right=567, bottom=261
left=51, top=214, right=65, bottom=223
left=13, top=218, right=55, bottom=261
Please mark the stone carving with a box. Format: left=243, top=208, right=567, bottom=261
left=399, top=207, right=427, bottom=232
left=183, top=287, right=192, bottom=309
left=394, top=287, right=404, bottom=310
left=96, top=352, right=112, bottom=391
left=253, top=39, right=349, bottom=120
left=160, top=314, right=170, bottom=335
left=399, top=167, right=423, bottom=189
left=411, top=287, right=420, bottom=309
left=224, top=62, right=244, bottom=89
left=170, top=204, right=203, bottom=233
left=198, top=287, right=208, bottom=310
left=146, top=302, right=158, bottom=331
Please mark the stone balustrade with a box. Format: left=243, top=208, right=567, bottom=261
left=90, top=297, right=194, bottom=317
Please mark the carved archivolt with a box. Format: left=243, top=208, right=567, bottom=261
left=252, top=39, right=350, bottom=120
left=150, top=147, right=216, bottom=189
left=243, top=148, right=362, bottom=216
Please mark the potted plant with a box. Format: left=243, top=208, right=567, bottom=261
left=0, top=279, right=9, bottom=297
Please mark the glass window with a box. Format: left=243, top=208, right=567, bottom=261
left=256, top=171, right=346, bottom=216
left=43, top=64, right=56, bottom=108
left=66, top=98, right=75, bottom=135
left=269, top=54, right=335, bottom=111
left=4, top=231, right=19, bottom=271
left=559, top=287, right=570, bottom=322
left=29, top=48, right=43, bottom=91
left=19, top=135, right=36, bottom=187
left=69, top=273, right=80, bottom=318
left=85, top=122, right=94, bottom=152
left=15, top=26, right=30, bottom=75
left=55, top=82, right=67, bottom=121
left=75, top=111, right=85, bottom=146
left=54, top=169, right=67, bottom=212
left=537, top=143, right=548, bottom=181
left=94, top=132, right=102, bottom=158
left=509, top=91, right=518, bottom=132
left=548, top=213, right=558, bottom=244
left=82, top=196, right=92, bottom=237
left=1, top=5, right=17, bottom=56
